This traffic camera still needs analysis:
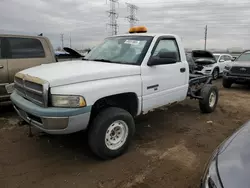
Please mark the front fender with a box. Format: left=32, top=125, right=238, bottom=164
left=50, top=75, right=142, bottom=114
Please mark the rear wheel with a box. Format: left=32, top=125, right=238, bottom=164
left=199, top=85, right=219, bottom=113
left=212, top=68, right=219, bottom=80
left=88, top=107, right=135, bottom=160
left=222, top=78, right=232, bottom=88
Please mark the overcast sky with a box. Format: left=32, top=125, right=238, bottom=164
left=0, top=0, right=249, bottom=50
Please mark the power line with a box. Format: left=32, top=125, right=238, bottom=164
left=106, top=0, right=119, bottom=36
left=204, top=25, right=207, bottom=50
left=135, top=1, right=249, bottom=6
left=125, top=3, right=139, bottom=28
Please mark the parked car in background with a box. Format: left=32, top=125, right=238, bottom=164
left=200, top=120, right=250, bottom=188
left=232, top=56, right=238, bottom=61
left=0, top=35, right=56, bottom=104
left=55, top=47, right=89, bottom=62
left=222, top=50, right=250, bottom=88
left=192, top=51, right=232, bottom=79
left=186, top=52, right=196, bottom=73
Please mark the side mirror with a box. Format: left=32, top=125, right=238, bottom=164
left=219, top=59, right=225, bottom=62
left=148, top=51, right=178, bottom=66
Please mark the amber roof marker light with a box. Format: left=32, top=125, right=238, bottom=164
left=129, top=26, right=148, bottom=33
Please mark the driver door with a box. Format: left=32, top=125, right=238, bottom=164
left=218, top=55, right=226, bottom=73
left=141, top=37, right=189, bottom=113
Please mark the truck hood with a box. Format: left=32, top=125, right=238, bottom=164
left=191, top=50, right=216, bottom=65
left=230, top=61, right=250, bottom=67
left=217, top=121, right=250, bottom=188
left=19, top=60, right=141, bottom=87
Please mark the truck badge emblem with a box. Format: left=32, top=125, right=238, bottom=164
left=240, top=68, right=246, bottom=71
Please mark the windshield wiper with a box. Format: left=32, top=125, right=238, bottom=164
left=92, top=59, right=113, bottom=63
left=91, top=59, right=135, bottom=65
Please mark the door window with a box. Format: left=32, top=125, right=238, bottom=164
left=8, top=38, right=45, bottom=59
left=152, top=39, right=180, bottom=62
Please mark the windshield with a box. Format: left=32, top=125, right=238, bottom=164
left=84, top=36, right=153, bottom=65
left=214, top=55, right=220, bottom=61
left=236, top=52, right=250, bottom=62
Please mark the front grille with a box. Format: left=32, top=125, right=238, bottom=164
left=194, top=65, right=204, bottom=71
left=230, top=66, right=250, bottom=75
left=14, top=74, right=49, bottom=107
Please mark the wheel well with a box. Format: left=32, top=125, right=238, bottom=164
left=89, top=93, right=138, bottom=122
left=214, top=66, right=219, bottom=72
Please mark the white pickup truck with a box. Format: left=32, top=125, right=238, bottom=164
left=10, top=26, right=219, bottom=160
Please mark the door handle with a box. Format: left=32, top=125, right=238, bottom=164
left=180, top=67, right=186, bottom=73
left=0, top=65, right=3, bottom=69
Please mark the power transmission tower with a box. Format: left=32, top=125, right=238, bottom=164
left=60, top=34, right=64, bottom=50
left=204, top=25, right=207, bottom=50
left=106, top=0, right=119, bottom=36
left=125, top=3, right=139, bottom=28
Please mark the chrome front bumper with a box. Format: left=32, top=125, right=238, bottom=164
left=11, top=91, right=91, bottom=134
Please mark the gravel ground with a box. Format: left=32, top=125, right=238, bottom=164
left=0, top=80, right=249, bottom=188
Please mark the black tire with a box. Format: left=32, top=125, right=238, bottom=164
left=212, top=68, right=219, bottom=80
left=222, top=78, right=232, bottom=88
left=88, top=107, right=135, bottom=160
left=199, top=85, right=219, bottom=113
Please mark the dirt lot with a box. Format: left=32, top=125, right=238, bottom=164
left=0, top=80, right=249, bottom=188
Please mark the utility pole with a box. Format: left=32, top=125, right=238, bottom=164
left=60, top=34, right=64, bottom=50
left=106, top=0, right=119, bottom=36
left=204, top=25, right=207, bottom=50
left=69, top=33, right=72, bottom=48
left=125, top=3, right=139, bottom=28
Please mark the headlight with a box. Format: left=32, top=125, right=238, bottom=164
left=201, top=149, right=222, bottom=188
left=224, top=66, right=231, bottom=71
left=203, top=160, right=222, bottom=188
left=205, top=64, right=213, bottom=68
left=51, top=95, right=86, bottom=108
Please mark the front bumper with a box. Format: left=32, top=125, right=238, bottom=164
left=223, top=72, right=250, bottom=83
left=11, top=91, right=91, bottom=134
left=193, top=69, right=212, bottom=76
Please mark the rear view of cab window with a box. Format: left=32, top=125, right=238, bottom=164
left=8, top=38, right=45, bottom=58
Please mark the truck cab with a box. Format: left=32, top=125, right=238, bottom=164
left=10, top=26, right=218, bottom=160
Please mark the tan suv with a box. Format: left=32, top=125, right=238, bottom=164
left=0, top=34, right=56, bottom=103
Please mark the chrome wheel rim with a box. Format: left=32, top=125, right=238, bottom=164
left=105, top=120, right=129, bottom=150
left=209, top=91, right=216, bottom=108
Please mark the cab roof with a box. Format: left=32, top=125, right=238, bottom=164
left=213, top=53, right=231, bottom=56
left=111, top=33, right=179, bottom=38
left=0, top=33, right=46, bottom=39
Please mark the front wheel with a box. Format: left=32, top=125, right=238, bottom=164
left=88, top=107, right=135, bottom=160
left=199, top=85, right=219, bottom=113
left=212, top=68, right=219, bottom=80
left=222, top=78, right=232, bottom=88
